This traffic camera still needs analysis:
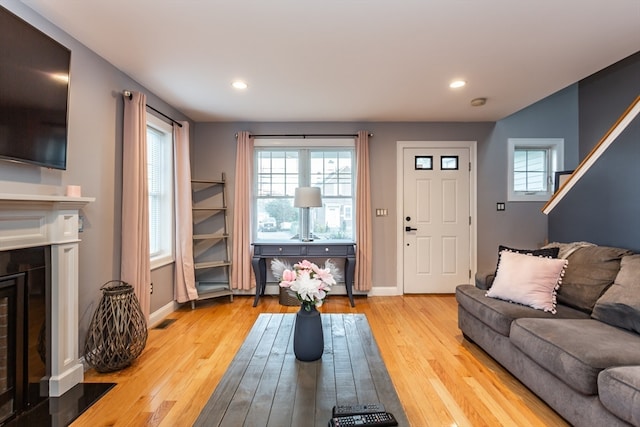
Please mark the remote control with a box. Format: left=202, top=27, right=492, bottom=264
left=332, top=403, right=386, bottom=417
left=328, top=411, right=398, bottom=427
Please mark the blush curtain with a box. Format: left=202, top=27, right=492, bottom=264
left=355, top=131, right=372, bottom=291
left=174, top=121, right=197, bottom=303
left=231, top=131, right=255, bottom=290
left=121, top=91, right=151, bottom=321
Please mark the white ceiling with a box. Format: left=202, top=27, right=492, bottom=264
left=22, top=0, right=640, bottom=122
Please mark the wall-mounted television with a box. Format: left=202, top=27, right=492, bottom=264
left=0, top=5, right=71, bottom=170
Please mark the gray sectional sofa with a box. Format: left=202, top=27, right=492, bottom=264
left=456, top=243, right=640, bottom=426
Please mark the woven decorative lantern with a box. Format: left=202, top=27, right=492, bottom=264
left=84, top=280, right=148, bottom=373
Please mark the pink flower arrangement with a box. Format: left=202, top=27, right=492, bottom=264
left=276, top=259, right=337, bottom=310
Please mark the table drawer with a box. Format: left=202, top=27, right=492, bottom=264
left=307, top=245, right=351, bottom=256
left=254, top=245, right=301, bottom=256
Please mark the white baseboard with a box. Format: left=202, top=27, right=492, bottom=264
left=149, top=300, right=180, bottom=328
left=367, top=286, right=402, bottom=296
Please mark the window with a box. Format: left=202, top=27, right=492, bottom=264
left=441, top=156, right=459, bottom=170
left=254, top=139, right=355, bottom=241
left=147, top=114, right=174, bottom=268
left=508, top=138, right=564, bottom=202
left=415, top=156, right=433, bottom=170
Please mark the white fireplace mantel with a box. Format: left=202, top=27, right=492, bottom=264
left=0, top=193, right=94, bottom=397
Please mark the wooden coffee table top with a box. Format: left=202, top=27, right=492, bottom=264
left=194, top=313, right=409, bottom=426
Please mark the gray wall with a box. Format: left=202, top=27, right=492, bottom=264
left=193, top=82, right=581, bottom=285
left=0, top=0, right=191, bottom=346
left=549, top=52, right=640, bottom=250
left=194, top=118, right=579, bottom=286
left=478, top=85, right=580, bottom=270
left=194, top=122, right=490, bottom=288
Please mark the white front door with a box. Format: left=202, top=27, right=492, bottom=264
left=402, top=146, right=471, bottom=293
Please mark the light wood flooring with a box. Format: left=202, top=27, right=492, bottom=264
left=74, top=294, right=569, bottom=426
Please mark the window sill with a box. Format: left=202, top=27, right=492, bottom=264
left=151, top=255, right=174, bottom=271
left=507, top=194, right=551, bottom=202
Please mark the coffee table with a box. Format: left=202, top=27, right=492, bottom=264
left=194, top=313, right=409, bottom=426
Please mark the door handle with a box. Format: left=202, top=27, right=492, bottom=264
left=405, top=226, right=417, bottom=232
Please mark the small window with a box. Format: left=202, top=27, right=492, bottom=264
left=441, top=156, right=459, bottom=170
left=147, top=114, right=175, bottom=268
left=508, top=138, right=564, bottom=202
left=415, top=156, right=433, bottom=170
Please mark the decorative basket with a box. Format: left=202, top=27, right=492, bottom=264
left=84, top=280, right=148, bottom=373
left=279, top=287, right=301, bottom=306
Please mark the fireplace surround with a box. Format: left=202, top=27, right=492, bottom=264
left=0, top=193, right=93, bottom=418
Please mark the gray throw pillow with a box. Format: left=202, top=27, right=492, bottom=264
left=592, top=255, right=640, bottom=334
left=557, top=245, right=632, bottom=313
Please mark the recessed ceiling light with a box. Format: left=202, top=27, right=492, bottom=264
left=232, top=80, right=248, bottom=90
left=449, top=80, right=466, bottom=89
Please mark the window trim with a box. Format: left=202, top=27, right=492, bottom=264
left=147, top=114, right=175, bottom=270
left=507, top=138, right=564, bottom=202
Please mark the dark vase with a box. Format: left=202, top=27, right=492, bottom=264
left=293, top=303, right=324, bottom=361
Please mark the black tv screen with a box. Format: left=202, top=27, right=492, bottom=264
left=0, top=6, right=70, bottom=170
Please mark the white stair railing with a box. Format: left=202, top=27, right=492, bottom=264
left=543, top=95, right=640, bottom=215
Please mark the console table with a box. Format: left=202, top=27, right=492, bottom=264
left=251, top=241, right=356, bottom=307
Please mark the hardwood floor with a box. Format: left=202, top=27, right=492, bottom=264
left=74, top=294, right=569, bottom=426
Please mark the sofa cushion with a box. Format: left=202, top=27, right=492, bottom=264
left=598, top=366, right=640, bottom=426
left=592, top=255, right=640, bottom=334
left=511, top=318, right=640, bottom=395
left=543, top=241, right=595, bottom=259
left=474, top=271, right=495, bottom=290
left=556, top=245, right=632, bottom=313
left=486, top=251, right=567, bottom=313
left=456, top=285, right=588, bottom=337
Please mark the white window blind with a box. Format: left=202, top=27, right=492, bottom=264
left=146, top=114, right=174, bottom=268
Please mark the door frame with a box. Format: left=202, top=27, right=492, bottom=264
left=396, top=141, right=478, bottom=294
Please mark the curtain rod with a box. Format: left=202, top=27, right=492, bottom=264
left=236, top=133, right=373, bottom=139
left=123, top=90, right=183, bottom=128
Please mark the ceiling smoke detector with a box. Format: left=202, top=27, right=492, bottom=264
left=470, top=97, right=487, bottom=107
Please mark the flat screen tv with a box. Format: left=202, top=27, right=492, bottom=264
left=0, top=6, right=70, bottom=170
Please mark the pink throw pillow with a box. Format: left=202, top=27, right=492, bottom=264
left=486, top=250, right=568, bottom=313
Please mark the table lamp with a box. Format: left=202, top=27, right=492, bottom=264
left=294, top=187, right=322, bottom=241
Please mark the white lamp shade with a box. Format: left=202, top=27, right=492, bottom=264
left=294, top=187, right=322, bottom=208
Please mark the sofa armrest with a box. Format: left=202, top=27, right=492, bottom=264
left=475, top=271, right=495, bottom=290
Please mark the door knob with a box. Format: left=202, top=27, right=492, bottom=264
left=405, top=226, right=417, bottom=232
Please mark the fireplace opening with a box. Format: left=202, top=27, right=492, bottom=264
left=0, top=247, right=49, bottom=425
